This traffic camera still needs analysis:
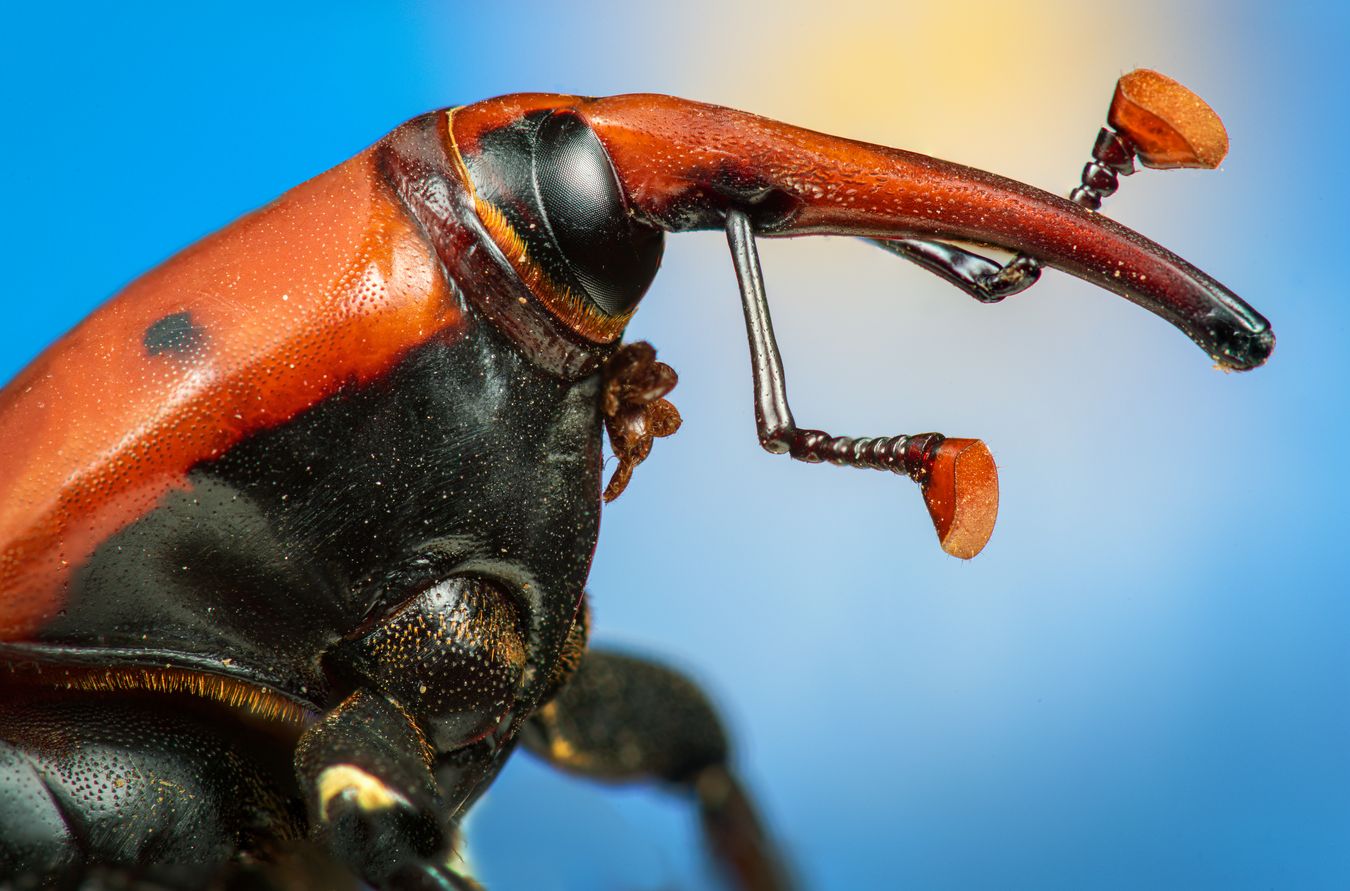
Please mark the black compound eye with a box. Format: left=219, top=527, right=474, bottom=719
left=531, top=112, right=663, bottom=317
left=463, top=110, right=664, bottom=333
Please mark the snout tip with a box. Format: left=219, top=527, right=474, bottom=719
left=1209, top=320, right=1275, bottom=372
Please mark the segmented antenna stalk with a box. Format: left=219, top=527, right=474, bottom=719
left=786, top=430, right=945, bottom=483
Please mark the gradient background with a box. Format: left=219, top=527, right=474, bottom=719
left=2, top=2, right=1346, bottom=888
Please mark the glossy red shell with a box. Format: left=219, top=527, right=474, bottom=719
left=0, top=143, right=463, bottom=638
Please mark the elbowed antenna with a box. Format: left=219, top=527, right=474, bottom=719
left=726, top=209, right=999, bottom=559
left=869, top=70, right=1242, bottom=308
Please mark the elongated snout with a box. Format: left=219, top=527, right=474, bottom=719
left=573, top=94, right=1273, bottom=369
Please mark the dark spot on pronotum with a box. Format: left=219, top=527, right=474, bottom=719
left=144, top=311, right=206, bottom=358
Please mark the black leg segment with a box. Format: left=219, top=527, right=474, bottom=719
left=295, top=689, right=447, bottom=887
left=523, top=648, right=796, bottom=891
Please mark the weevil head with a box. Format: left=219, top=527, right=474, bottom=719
left=449, top=95, right=665, bottom=345
left=448, top=92, right=1274, bottom=375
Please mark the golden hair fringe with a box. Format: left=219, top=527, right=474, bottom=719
left=62, top=667, right=313, bottom=727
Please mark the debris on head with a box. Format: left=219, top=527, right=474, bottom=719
left=601, top=342, right=682, bottom=502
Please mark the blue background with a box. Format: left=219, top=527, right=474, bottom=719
left=2, top=2, right=1347, bottom=888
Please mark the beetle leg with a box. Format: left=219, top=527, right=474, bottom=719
left=523, top=648, right=795, bottom=891
left=295, top=688, right=449, bottom=888
left=389, top=860, right=486, bottom=891
left=306, top=576, right=532, bottom=886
